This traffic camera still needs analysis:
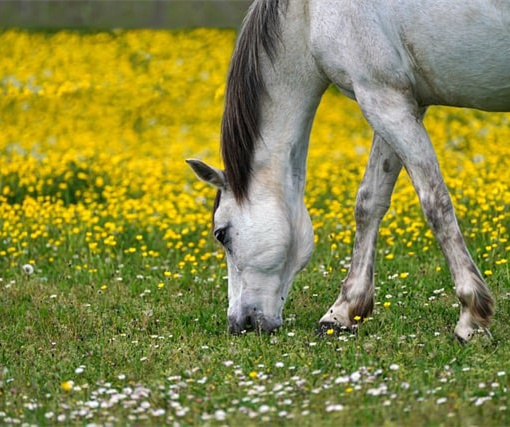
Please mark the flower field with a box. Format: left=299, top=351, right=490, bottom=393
left=0, top=29, right=509, bottom=425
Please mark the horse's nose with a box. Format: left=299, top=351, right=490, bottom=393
left=228, top=311, right=282, bottom=334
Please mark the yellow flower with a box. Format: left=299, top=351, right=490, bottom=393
left=326, top=328, right=335, bottom=335
left=0, top=29, right=508, bottom=338
left=61, top=380, right=74, bottom=392
left=383, top=301, right=391, bottom=308
left=248, top=371, right=258, bottom=379
left=157, top=282, right=165, bottom=289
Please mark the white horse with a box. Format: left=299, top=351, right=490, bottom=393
left=188, top=0, right=509, bottom=341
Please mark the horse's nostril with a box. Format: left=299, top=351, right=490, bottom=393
left=245, top=315, right=255, bottom=331
left=227, top=314, right=256, bottom=334
left=228, top=311, right=283, bottom=334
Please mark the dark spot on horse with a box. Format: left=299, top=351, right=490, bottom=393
left=383, top=158, right=391, bottom=173
left=355, top=188, right=372, bottom=230
left=355, top=205, right=369, bottom=231
left=358, top=189, right=371, bottom=202
left=421, top=186, right=454, bottom=233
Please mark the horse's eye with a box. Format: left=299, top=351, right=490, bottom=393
left=214, top=227, right=228, bottom=245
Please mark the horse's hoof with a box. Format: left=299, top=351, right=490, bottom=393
left=453, top=333, right=468, bottom=345
left=454, top=326, right=492, bottom=344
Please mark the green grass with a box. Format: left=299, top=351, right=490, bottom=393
left=1, top=227, right=509, bottom=426
left=0, top=27, right=508, bottom=426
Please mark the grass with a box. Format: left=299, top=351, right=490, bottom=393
left=0, top=28, right=509, bottom=425
left=2, top=255, right=510, bottom=425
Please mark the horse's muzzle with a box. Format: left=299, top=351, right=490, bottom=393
left=228, top=312, right=282, bottom=334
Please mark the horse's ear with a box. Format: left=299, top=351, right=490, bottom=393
left=186, top=159, right=226, bottom=189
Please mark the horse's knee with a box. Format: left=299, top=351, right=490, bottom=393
left=420, top=187, right=455, bottom=233
left=355, top=188, right=389, bottom=228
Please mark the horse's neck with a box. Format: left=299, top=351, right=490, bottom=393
left=254, top=94, right=318, bottom=197
left=252, top=3, right=327, bottom=208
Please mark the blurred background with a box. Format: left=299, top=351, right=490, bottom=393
left=0, top=0, right=251, bottom=29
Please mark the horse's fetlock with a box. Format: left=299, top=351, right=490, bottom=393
left=347, top=293, right=374, bottom=323
left=457, top=284, right=494, bottom=329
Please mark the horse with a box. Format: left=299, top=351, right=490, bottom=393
left=187, top=0, right=509, bottom=341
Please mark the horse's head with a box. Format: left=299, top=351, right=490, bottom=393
left=187, top=159, right=314, bottom=334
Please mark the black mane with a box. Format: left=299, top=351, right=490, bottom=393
left=220, top=0, right=287, bottom=203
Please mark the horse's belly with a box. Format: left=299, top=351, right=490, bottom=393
left=397, top=1, right=510, bottom=111
left=411, top=44, right=510, bottom=111
left=413, top=67, right=510, bottom=112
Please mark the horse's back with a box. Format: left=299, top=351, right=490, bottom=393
left=308, top=0, right=510, bottom=111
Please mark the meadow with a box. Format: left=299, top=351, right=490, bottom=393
left=0, top=29, right=509, bottom=425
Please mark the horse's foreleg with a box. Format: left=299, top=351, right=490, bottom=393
left=319, top=133, right=402, bottom=330
left=355, top=86, right=494, bottom=341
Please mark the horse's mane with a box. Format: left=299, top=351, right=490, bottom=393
left=220, top=0, right=288, bottom=203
